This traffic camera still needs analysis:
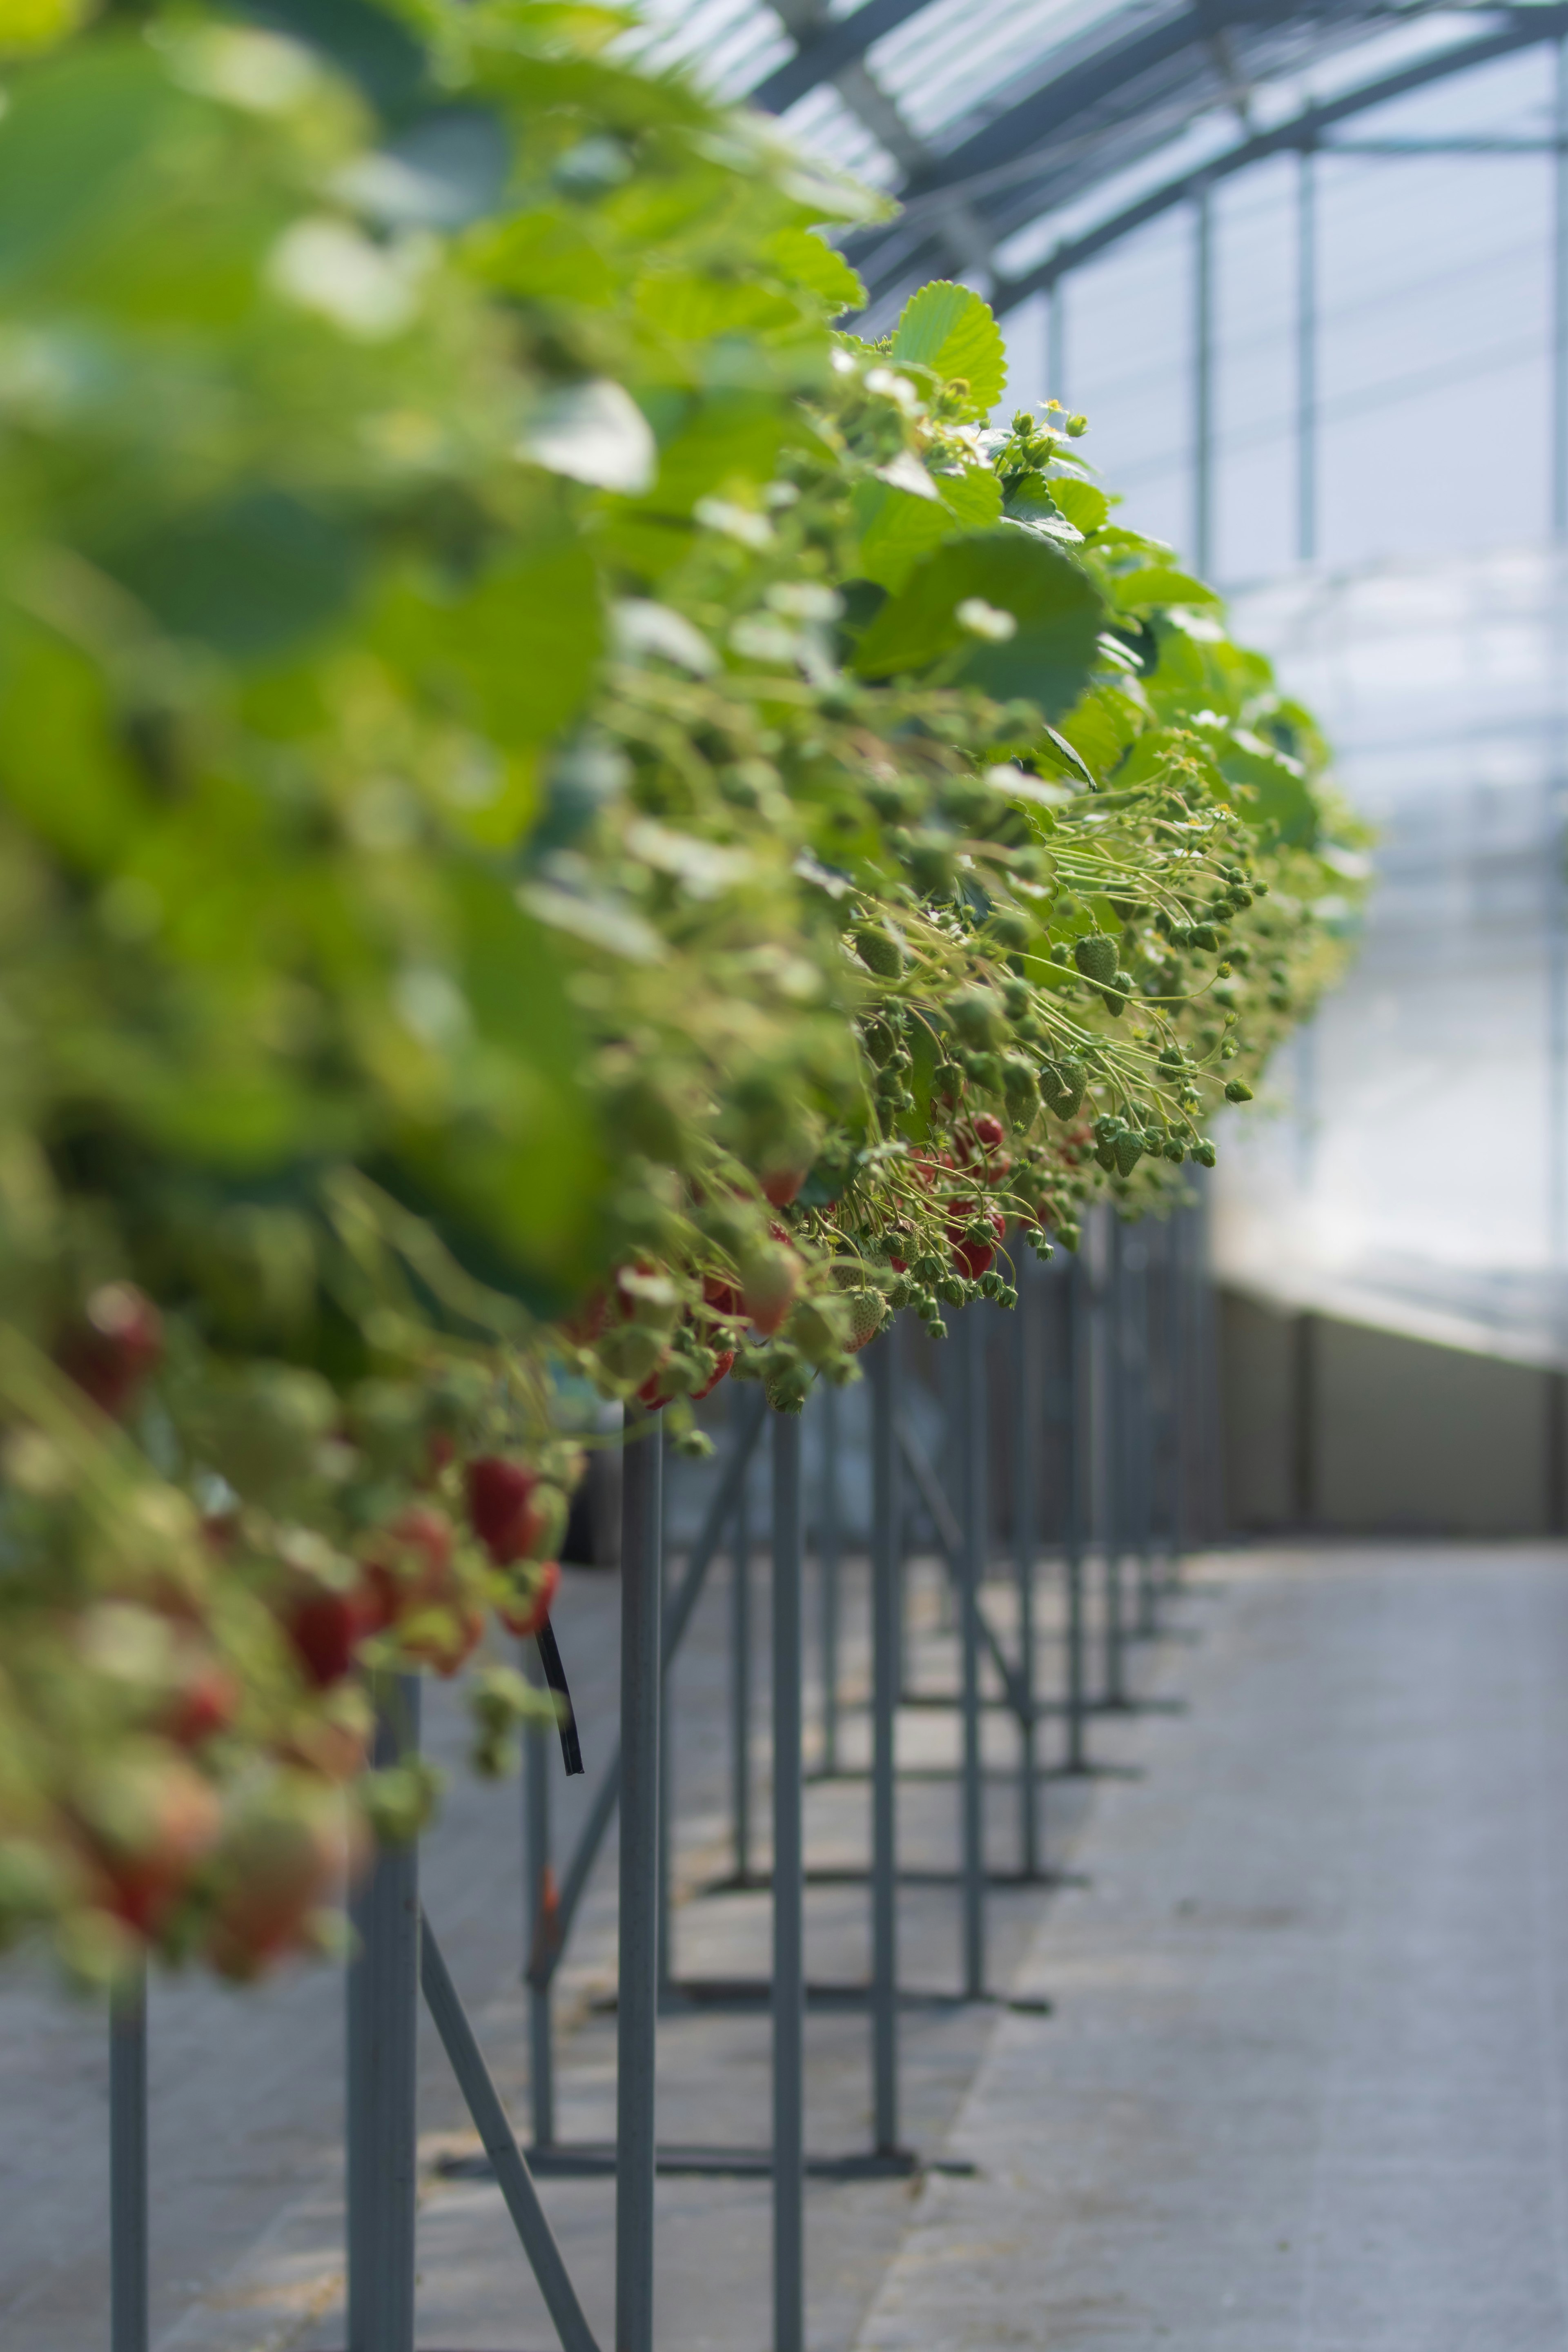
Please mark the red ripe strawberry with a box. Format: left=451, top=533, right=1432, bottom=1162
left=690, top=1348, right=736, bottom=1400
left=702, top=1275, right=744, bottom=1323
left=761, top=1164, right=808, bottom=1208
left=79, top=1746, right=223, bottom=1938
left=497, top=1559, right=560, bottom=1640
left=467, top=1457, right=541, bottom=1566
left=285, top=1587, right=368, bottom=1688
left=947, top=1204, right=1006, bottom=1281
left=972, top=1113, right=1006, bottom=1151
left=206, top=1778, right=360, bottom=1980
left=164, top=1653, right=240, bottom=1747
left=361, top=1504, right=457, bottom=1629
left=57, top=1283, right=163, bottom=1419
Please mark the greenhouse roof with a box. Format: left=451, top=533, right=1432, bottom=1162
left=633, top=0, right=1567, bottom=319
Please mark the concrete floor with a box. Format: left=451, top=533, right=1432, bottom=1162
left=4, top=1542, right=1567, bottom=2351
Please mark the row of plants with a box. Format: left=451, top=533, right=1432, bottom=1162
left=0, top=0, right=1363, bottom=1982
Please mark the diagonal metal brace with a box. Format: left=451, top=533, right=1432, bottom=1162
left=420, top=1909, right=599, bottom=2352
left=896, top=1415, right=1029, bottom=1721
left=531, top=1389, right=767, bottom=1991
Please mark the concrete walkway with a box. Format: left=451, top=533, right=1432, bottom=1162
left=859, top=1545, right=1568, bottom=2352
left=6, top=1543, right=1568, bottom=2351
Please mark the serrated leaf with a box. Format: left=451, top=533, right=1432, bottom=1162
left=764, top=225, right=865, bottom=316
left=851, top=527, right=1103, bottom=718
left=889, top=281, right=1006, bottom=415
left=1046, top=476, right=1109, bottom=535
left=852, top=462, right=1002, bottom=592
left=1109, top=564, right=1221, bottom=612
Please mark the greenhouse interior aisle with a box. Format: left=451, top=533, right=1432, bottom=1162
left=7, top=1541, right=1568, bottom=2351
left=860, top=1546, right=1568, bottom=2352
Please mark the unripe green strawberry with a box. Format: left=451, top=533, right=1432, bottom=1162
left=1073, top=934, right=1118, bottom=986
left=1002, top=1056, right=1039, bottom=1125
left=1113, top=1132, right=1143, bottom=1176
left=951, top=985, right=1002, bottom=1043
left=990, top=908, right=1031, bottom=953
left=1224, top=1078, right=1254, bottom=1102
left=845, top=1290, right=888, bottom=1353
left=854, top=924, right=905, bottom=978
left=1039, top=1056, right=1086, bottom=1117
left=764, top=1362, right=811, bottom=1414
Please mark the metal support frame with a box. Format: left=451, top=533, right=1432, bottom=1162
left=526, top=1639, right=556, bottom=2149
left=771, top=1410, right=806, bottom=2352
left=1098, top=1218, right=1128, bottom=1711
left=347, top=1676, right=421, bottom=2352
left=421, top=1914, right=598, bottom=2352
left=110, top=1960, right=149, bottom=2352
left=1063, top=1252, right=1091, bottom=1774
left=1297, top=138, right=1319, bottom=563
left=1011, top=1263, right=1040, bottom=1877
left=1192, top=177, right=1214, bottom=579
left=617, top=1411, right=663, bottom=2352
left=868, top=1333, right=901, bottom=2156
left=956, top=1301, right=987, bottom=2001
left=818, top=1383, right=842, bottom=1777
left=731, top=1447, right=754, bottom=1884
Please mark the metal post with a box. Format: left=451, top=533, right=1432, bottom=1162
left=1047, top=273, right=1067, bottom=406
left=868, top=1331, right=900, bottom=2154
left=347, top=1676, right=421, bottom=2352
left=732, top=1451, right=753, bottom=1883
left=957, top=1301, right=987, bottom=2000
left=110, top=1959, right=149, bottom=2352
left=1193, top=179, right=1214, bottom=579
left=1011, top=1266, right=1040, bottom=1878
left=819, top=1382, right=841, bottom=1777
left=657, top=1447, right=673, bottom=2009
left=616, top=1412, right=662, bottom=2352
left=1102, top=1222, right=1127, bottom=1710
left=1555, top=42, right=1568, bottom=537
left=1132, top=1239, right=1158, bottom=1639
left=772, top=1410, right=805, bottom=2352
left=1064, top=1254, right=1090, bottom=1774
left=525, top=1642, right=556, bottom=2148
left=1297, top=140, right=1318, bottom=563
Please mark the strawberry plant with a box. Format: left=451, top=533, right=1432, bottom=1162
left=0, top=0, right=1363, bottom=1981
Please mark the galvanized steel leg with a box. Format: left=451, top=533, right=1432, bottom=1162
left=616, top=1414, right=662, bottom=2352
left=110, top=1957, right=149, bottom=2352
left=957, top=1302, right=987, bottom=2000
left=421, top=1913, right=599, bottom=2352
left=869, top=1332, right=900, bottom=2154
left=1103, top=1226, right=1128, bottom=1710
left=1011, top=1270, right=1040, bottom=1878
left=657, top=1450, right=673, bottom=2008
left=733, top=1456, right=753, bottom=1881
left=819, top=1381, right=841, bottom=1777
left=1065, top=1254, right=1090, bottom=1773
left=525, top=1641, right=556, bottom=2148
left=347, top=1675, right=421, bottom=2352
left=772, top=1409, right=805, bottom=2352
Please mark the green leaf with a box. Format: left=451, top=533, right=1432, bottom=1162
left=889, top=281, right=1007, bottom=415
left=852, top=463, right=1002, bottom=592
left=851, top=528, right=1104, bottom=719
left=102, top=491, right=363, bottom=663
left=1053, top=683, right=1143, bottom=780
left=1109, top=564, right=1221, bottom=612
left=1046, top=476, right=1109, bottom=536
left=764, top=226, right=865, bottom=316
left=372, top=538, right=602, bottom=762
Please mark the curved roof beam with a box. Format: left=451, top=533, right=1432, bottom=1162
left=749, top=0, right=935, bottom=114
left=992, top=0, right=1568, bottom=311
